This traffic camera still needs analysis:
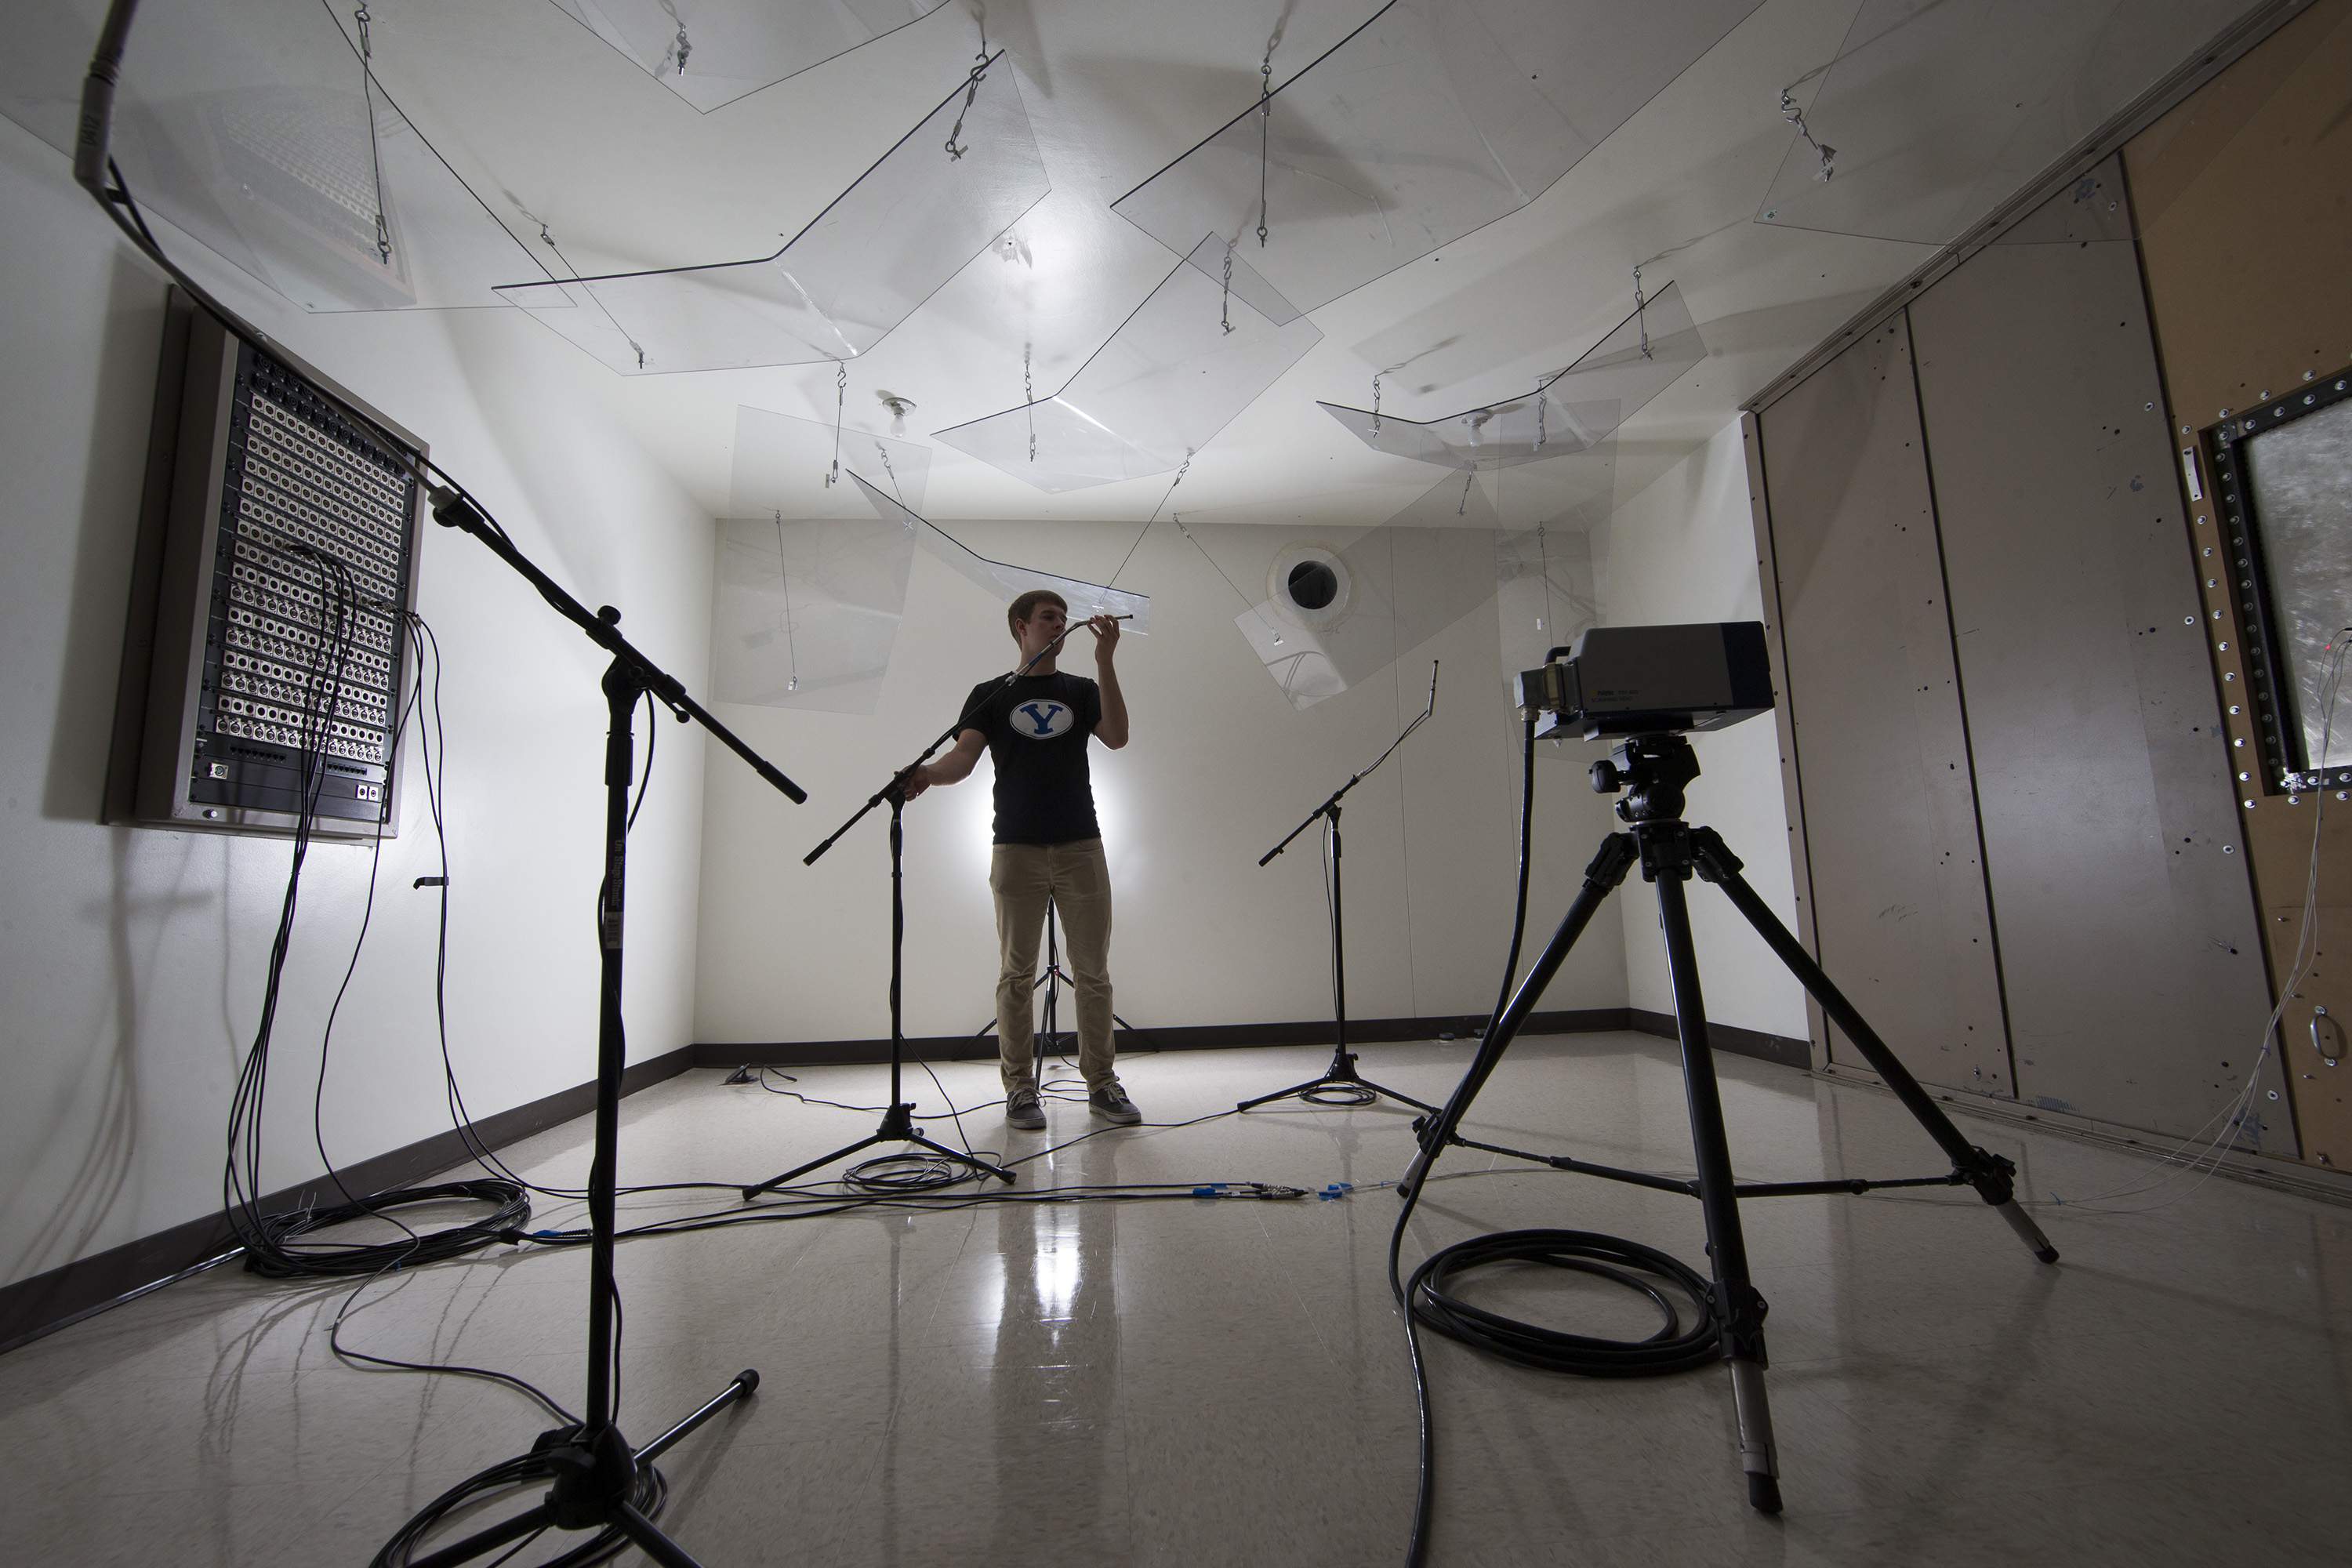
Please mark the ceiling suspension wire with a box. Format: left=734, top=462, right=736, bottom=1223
left=945, top=16, right=991, bottom=159
left=826, top=362, right=847, bottom=487
left=1255, top=36, right=1275, bottom=245
left=774, top=510, right=800, bottom=692
left=352, top=5, right=393, bottom=265
left=1023, top=343, right=1036, bottom=462
left=1778, top=89, right=1837, bottom=182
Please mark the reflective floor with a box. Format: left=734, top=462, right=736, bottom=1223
left=5, top=1033, right=2350, bottom=1566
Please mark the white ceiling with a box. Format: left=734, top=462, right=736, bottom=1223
left=42, top=0, right=2251, bottom=530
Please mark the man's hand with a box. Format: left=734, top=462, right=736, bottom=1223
left=898, top=765, right=932, bottom=801
left=1087, top=613, right=1121, bottom=662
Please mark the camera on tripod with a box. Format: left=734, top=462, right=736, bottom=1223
left=1514, top=622, right=1774, bottom=742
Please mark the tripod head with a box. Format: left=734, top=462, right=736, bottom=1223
left=1588, top=733, right=1701, bottom=823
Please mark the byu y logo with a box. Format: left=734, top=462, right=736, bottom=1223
left=1014, top=700, right=1073, bottom=740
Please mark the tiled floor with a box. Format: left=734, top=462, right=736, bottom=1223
left=5, top=1032, right=2350, bottom=1565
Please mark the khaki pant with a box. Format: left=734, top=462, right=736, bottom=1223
left=990, top=838, right=1115, bottom=1094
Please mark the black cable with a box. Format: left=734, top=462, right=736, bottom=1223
left=1403, top=1231, right=1721, bottom=1375
left=368, top=1444, right=666, bottom=1568
left=1488, top=716, right=1537, bottom=1037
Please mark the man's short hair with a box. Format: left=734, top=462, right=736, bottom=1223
left=1007, top=589, right=1068, bottom=639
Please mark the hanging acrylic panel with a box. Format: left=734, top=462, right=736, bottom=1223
left=1111, top=0, right=1761, bottom=316
left=712, top=510, right=914, bottom=714
left=1318, top=282, right=1704, bottom=472
left=549, top=1, right=952, bottom=113
left=495, top=52, right=1049, bottom=372
left=1187, top=469, right=1501, bottom=710
left=847, top=474, right=1154, bottom=630
left=1755, top=0, right=2259, bottom=247
left=0, top=0, right=554, bottom=311
left=930, top=237, right=1322, bottom=492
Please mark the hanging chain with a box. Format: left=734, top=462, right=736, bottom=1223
left=875, top=441, right=902, bottom=502
left=1779, top=89, right=1836, bottom=182
left=1023, top=343, right=1036, bottom=462
left=354, top=7, right=393, bottom=265
left=1255, top=45, right=1273, bottom=246
left=1370, top=371, right=1383, bottom=437
left=775, top=510, right=800, bottom=692
left=946, top=22, right=990, bottom=159
left=528, top=205, right=645, bottom=367
left=1536, top=520, right=1552, bottom=634
left=1633, top=263, right=1651, bottom=361
left=1534, top=376, right=1547, bottom=451
left=1457, top=471, right=1474, bottom=517
left=825, top=363, right=846, bottom=487
left=1219, top=240, right=1236, bottom=335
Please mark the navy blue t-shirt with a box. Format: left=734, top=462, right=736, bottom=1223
left=961, top=672, right=1102, bottom=845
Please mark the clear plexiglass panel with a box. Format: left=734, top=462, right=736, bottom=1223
left=1757, top=0, right=2260, bottom=246
left=0, top=0, right=553, bottom=311
left=1231, top=520, right=1501, bottom=710
left=931, top=238, right=1322, bottom=492
left=848, top=474, right=1154, bottom=630
left=1320, top=281, right=1701, bottom=470
left=496, top=53, right=1047, bottom=372
left=732, top=405, right=934, bottom=518
left=1113, top=0, right=1760, bottom=315
left=550, top=1, right=950, bottom=113
left=712, top=511, right=914, bottom=714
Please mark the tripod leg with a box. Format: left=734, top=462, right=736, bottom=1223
left=402, top=1504, right=558, bottom=1568
left=1401, top=834, right=1638, bottom=1196
left=740, top=1131, right=889, bottom=1198
left=1653, top=868, right=1781, bottom=1512
left=1690, top=829, right=2058, bottom=1265
left=615, top=1501, right=707, bottom=1568
left=633, top=1370, right=760, bottom=1467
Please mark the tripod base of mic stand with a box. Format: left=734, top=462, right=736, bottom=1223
left=396, top=1370, right=760, bottom=1568
left=1237, top=1047, right=1439, bottom=1115
left=738, top=1102, right=1014, bottom=1200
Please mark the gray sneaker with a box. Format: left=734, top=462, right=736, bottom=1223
left=1006, top=1087, right=1047, bottom=1131
left=1088, top=1083, right=1142, bottom=1125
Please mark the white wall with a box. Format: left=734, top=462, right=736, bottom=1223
left=695, top=513, right=1628, bottom=1045
left=0, top=120, right=713, bottom=1290
left=1589, top=420, right=1809, bottom=1040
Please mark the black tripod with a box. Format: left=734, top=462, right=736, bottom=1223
left=739, top=782, right=1016, bottom=1197
left=968, top=895, right=1162, bottom=1078
left=1403, top=732, right=2059, bottom=1511
left=390, top=492, right=808, bottom=1568
left=736, top=611, right=1116, bottom=1198
left=1240, top=663, right=1440, bottom=1116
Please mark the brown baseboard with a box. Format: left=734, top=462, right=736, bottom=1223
left=692, top=1009, right=1637, bottom=1069
left=1626, top=1009, right=1813, bottom=1070
left=0, top=1046, right=695, bottom=1356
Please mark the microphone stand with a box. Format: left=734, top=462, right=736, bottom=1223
left=1239, top=662, right=1443, bottom=1116
left=739, top=621, right=1105, bottom=1198
left=395, top=490, right=808, bottom=1568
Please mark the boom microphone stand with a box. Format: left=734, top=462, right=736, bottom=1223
left=1239, top=662, right=1442, bottom=1116
left=394, top=489, right=809, bottom=1568
left=739, top=609, right=1130, bottom=1198
left=1401, top=729, right=2059, bottom=1512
